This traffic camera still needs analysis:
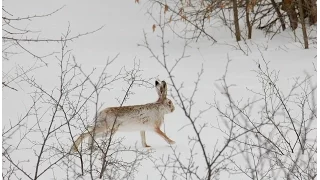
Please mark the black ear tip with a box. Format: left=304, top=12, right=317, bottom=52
left=155, top=80, right=160, bottom=85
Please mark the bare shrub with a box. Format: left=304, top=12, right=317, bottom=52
left=2, top=31, right=152, bottom=179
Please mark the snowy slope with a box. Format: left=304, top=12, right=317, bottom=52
left=2, top=0, right=317, bottom=179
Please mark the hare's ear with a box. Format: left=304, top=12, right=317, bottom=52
left=161, top=81, right=167, bottom=99
left=155, top=80, right=162, bottom=97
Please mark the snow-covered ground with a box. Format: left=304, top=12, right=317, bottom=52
left=2, top=0, right=317, bottom=179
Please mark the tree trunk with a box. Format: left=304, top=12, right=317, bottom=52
left=298, top=0, right=309, bottom=48
left=245, top=0, right=252, bottom=39
left=233, top=0, right=241, bottom=41
left=282, top=0, right=298, bottom=29
left=304, top=0, right=317, bottom=25
left=271, top=0, right=286, bottom=30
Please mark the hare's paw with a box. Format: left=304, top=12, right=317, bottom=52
left=143, top=144, right=151, bottom=148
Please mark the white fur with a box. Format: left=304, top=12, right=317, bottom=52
left=95, top=103, right=170, bottom=132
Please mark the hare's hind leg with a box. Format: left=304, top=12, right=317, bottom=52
left=154, top=127, right=175, bottom=145
left=140, top=131, right=151, bottom=147
left=88, top=129, right=106, bottom=151
left=71, top=131, right=91, bottom=152
left=71, top=127, right=106, bottom=152
left=88, top=125, right=119, bottom=150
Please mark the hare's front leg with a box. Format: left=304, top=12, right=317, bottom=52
left=140, top=131, right=151, bottom=147
left=154, top=127, right=175, bottom=145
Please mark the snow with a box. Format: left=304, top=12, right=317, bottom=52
left=2, top=0, right=317, bottom=179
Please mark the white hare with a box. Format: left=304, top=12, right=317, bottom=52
left=71, top=80, right=175, bottom=152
